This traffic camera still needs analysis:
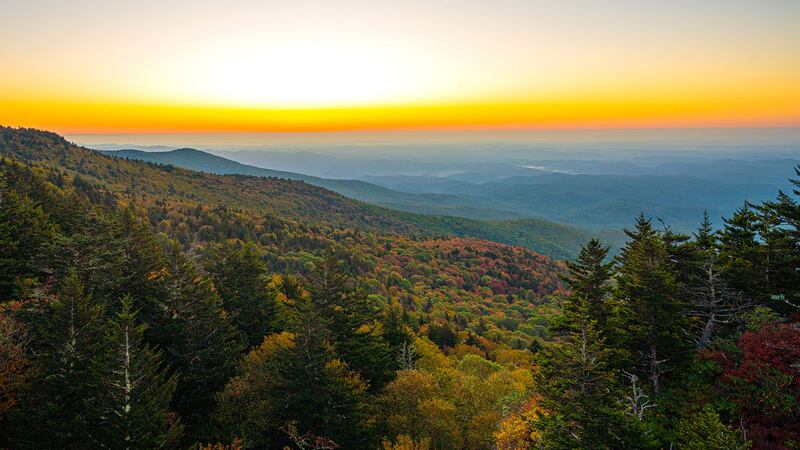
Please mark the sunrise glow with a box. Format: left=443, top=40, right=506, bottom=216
left=1, top=0, right=799, bottom=133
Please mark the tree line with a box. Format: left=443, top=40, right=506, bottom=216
left=521, top=168, right=800, bottom=448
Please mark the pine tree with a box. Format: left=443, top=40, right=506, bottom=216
left=534, top=240, right=650, bottom=448
left=41, top=207, right=128, bottom=304
left=276, top=287, right=372, bottom=447
left=112, top=206, right=171, bottom=312
left=90, top=295, right=183, bottom=448
left=755, top=168, right=800, bottom=314
left=218, top=274, right=373, bottom=448
left=676, top=405, right=749, bottom=450
left=381, top=302, right=416, bottom=372
left=693, top=211, right=717, bottom=253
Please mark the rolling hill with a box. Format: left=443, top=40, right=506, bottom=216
left=1, top=127, right=610, bottom=259
left=89, top=143, right=619, bottom=258
left=106, top=148, right=525, bottom=221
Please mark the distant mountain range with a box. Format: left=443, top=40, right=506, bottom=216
left=106, top=147, right=799, bottom=234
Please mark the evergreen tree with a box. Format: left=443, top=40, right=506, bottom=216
left=148, top=246, right=244, bottom=444
left=534, top=321, right=648, bottom=449
left=112, top=206, right=171, bottom=312
left=693, top=211, right=717, bottom=253
left=304, top=254, right=393, bottom=390
left=755, top=168, right=800, bottom=314
left=204, top=241, right=276, bottom=348
left=535, top=240, right=650, bottom=448
left=90, top=295, right=183, bottom=448
left=277, top=285, right=373, bottom=447
left=615, top=214, right=689, bottom=395
left=0, top=178, right=55, bottom=299
left=719, top=204, right=764, bottom=303
left=218, top=274, right=373, bottom=448
left=676, top=405, right=749, bottom=450
left=553, top=239, right=615, bottom=335
left=685, top=215, right=748, bottom=347
left=381, top=302, right=416, bottom=371
left=42, top=207, right=128, bottom=305
left=13, top=270, right=106, bottom=448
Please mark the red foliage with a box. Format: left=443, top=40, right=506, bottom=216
left=724, top=323, right=800, bottom=449
left=732, top=324, right=800, bottom=386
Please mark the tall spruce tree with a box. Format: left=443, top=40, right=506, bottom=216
left=148, top=246, right=244, bottom=444
left=685, top=214, right=748, bottom=347
left=615, top=214, right=689, bottom=395
left=112, top=206, right=171, bottom=312
left=553, top=239, right=615, bottom=335
left=694, top=211, right=717, bottom=253
left=534, top=321, right=650, bottom=449
left=204, top=241, right=276, bottom=348
left=535, top=239, right=649, bottom=448
left=90, top=295, right=183, bottom=448
left=277, top=283, right=372, bottom=447
left=304, top=254, right=393, bottom=390
left=754, top=168, right=800, bottom=314
left=42, top=207, right=128, bottom=305
left=719, top=204, right=764, bottom=304
left=0, top=177, right=55, bottom=299
left=13, top=270, right=106, bottom=448
left=218, top=274, right=373, bottom=448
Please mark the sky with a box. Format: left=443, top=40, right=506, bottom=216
left=1, top=0, right=799, bottom=133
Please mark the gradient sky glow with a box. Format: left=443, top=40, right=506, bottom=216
left=1, top=0, right=799, bottom=133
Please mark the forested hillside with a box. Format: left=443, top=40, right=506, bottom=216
left=2, top=126, right=798, bottom=449
left=107, top=147, right=526, bottom=221
left=102, top=143, right=612, bottom=259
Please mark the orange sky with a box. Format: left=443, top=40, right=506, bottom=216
left=1, top=1, right=799, bottom=133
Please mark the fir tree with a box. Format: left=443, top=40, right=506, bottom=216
left=41, top=207, right=128, bottom=305
left=718, top=203, right=763, bottom=303
left=553, top=239, right=614, bottom=335
left=0, top=178, right=54, bottom=299
left=534, top=321, right=648, bottom=449
left=112, top=206, right=171, bottom=313
left=693, top=211, right=717, bottom=253
left=204, top=241, right=276, bottom=348
left=13, top=270, right=106, bottom=448
left=276, top=287, right=372, bottom=447
left=685, top=215, right=749, bottom=347
left=676, top=405, right=749, bottom=450
left=148, top=246, right=244, bottom=444
left=304, top=254, right=393, bottom=390
left=90, top=295, right=183, bottom=448
left=615, top=214, right=689, bottom=395
left=219, top=274, right=373, bottom=448
left=755, top=169, right=800, bottom=314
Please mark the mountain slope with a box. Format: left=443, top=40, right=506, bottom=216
left=2, top=127, right=613, bottom=259
left=107, top=148, right=523, bottom=220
